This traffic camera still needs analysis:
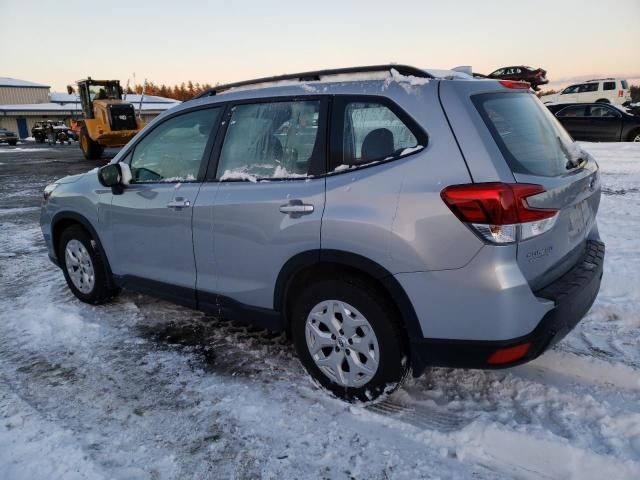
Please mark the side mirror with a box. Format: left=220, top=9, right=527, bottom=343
left=97, top=163, right=122, bottom=187
left=67, top=85, right=75, bottom=95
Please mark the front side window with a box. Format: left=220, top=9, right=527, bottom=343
left=491, top=69, right=504, bottom=76
left=129, top=108, right=219, bottom=183
left=216, top=100, right=322, bottom=180
left=556, top=105, right=587, bottom=117
left=341, top=102, right=420, bottom=166
left=603, top=81, right=616, bottom=91
left=562, top=85, right=579, bottom=94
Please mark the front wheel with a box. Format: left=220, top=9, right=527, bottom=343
left=58, top=225, right=119, bottom=304
left=79, top=128, right=103, bottom=160
left=291, top=277, right=409, bottom=402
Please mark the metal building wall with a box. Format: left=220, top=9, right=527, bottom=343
left=0, top=87, right=50, bottom=105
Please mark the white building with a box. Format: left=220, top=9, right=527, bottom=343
left=0, top=77, right=180, bottom=138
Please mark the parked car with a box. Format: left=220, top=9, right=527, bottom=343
left=40, top=65, right=605, bottom=402
left=0, top=127, right=18, bottom=145
left=541, top=78, right=631, bottom=105
left=487, top=66, right=548, bottom=90
left=547, top=103, right=640, bottom=142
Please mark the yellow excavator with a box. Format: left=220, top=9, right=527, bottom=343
left=67, top=78, right=144, bottom=159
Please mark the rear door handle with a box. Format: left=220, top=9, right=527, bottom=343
left=167, top=197, right=191, bottom=209
left=280, top=199, right=314, bottom=217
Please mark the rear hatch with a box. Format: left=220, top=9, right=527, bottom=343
left=472, top=90, right=601, bottom=289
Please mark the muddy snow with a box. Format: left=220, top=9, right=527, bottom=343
left=0, top=142, right=639, bottom=479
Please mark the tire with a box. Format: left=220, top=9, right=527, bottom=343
left=628, top=129, right=640, bottom=143
left=79, top=127, right=103, bottom=160
left=595, top=98, right=610, bottom=104
left=58, top=225, right=119, bottom=304
left=8, top=140, right=17, bottom=146
left=291, top=275, right=409, bottom=402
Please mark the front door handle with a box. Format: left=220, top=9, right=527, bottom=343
left=167, top=197, right=191, bottom=209
left=280, top=199, right=314, bottom=217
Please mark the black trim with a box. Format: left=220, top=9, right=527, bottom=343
left=111, top=275, right=285, bottom=331
left=328, top=94, right=428, bottom=173
left=273, top=249, right=424, bottom=340
left=410, top=240, right=605, bottom=375
left=193, top=65, right=433, bottom=99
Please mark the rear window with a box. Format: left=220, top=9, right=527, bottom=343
left=473, top=92, right=579, bottom=177
left=621, top=80, right=629, bottom=89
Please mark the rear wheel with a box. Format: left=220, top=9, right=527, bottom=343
left=8, top=140, right=17, bottom=146
left=628, top=129, right=640, bottom=142
left=58, top=225, right=119, bottom=304
left=291, top=276, right=409, bottom=402
left=595, top=98, right=610, bottom=103
left=79, top=128, right=103, bottom=160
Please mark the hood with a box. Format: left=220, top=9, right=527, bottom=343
left=54, top=168, right=97, bottom=184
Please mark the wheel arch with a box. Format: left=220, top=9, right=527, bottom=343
left=51, top=211, right=116, bottom=287
left=274, top=249, right=424, bottom=342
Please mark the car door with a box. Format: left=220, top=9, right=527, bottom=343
left=555, top=104, right=588, bottom=140
left=192, top=98, right=328, bottom=311
left=558, top=84, right=580, bottom=103
left=105, top=107, right=222, bottom=299
left=577, top=83, right=599, bottom=103
left=584, top=104, right=623, bottom=141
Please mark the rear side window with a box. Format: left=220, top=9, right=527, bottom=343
left=603, top=81, right=616, bottom=91
left=588, top=105, right=620, bottom=118
left=216, top=100, right=323, bottom=180
left=473, top=93, right=578, bottom=177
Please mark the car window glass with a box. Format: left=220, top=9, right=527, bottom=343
left=216, top=100, right=321, bottom=180
left=603, top=81, right=616, bottom=91
left=562, top=85, right=579, bottom=94
left=588, top=105, right=620, bottom=118
left=556, top=105, right=587, bottom=117
left=130, top=108, right=219, bottom=183
left=341, top=102, right=419, bottom=167
left=578, top=83, right=598, bottom=93
left=492, top=69, right=504, bottom=76
left=621, top=80, right=629, bottom=89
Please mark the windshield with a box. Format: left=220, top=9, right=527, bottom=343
left=88, top=83, right=121, bottom=101
left=473, top=92, right=582, bottom=177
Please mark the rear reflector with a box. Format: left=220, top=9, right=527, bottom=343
left=487, top=343, right=531, bottom=365
left=441, top=183, right=559, bottom=244
left=499, top=80, right=531, bottom=89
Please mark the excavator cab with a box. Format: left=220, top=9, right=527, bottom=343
left=69, top=77, right=143, bottom=160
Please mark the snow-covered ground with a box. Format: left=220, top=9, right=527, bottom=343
left=1, top=142, right=639, bottom=479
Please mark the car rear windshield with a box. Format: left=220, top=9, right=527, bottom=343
left=621, top=80, right=629, bottom=89
left=473, top=92, right=580, bottom=177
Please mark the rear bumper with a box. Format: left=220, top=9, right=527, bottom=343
left=410, top=240, right=605, bottom=374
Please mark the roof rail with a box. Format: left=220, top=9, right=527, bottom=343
left=193, top=64, right=432, bottom=99
left=586, top=77, right=616, bottom=82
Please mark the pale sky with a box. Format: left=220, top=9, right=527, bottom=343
left=1, top=0, right=639, bottom=92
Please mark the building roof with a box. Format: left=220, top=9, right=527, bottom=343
left=0, top=101, right=179, bottom=114
left=0, top=77, right=50, bottom=88
left=49, top=92, right=179, bottom=104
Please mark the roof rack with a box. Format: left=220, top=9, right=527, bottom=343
left=193, top=64, right=433, bottom=99
left=586, top=77, right=616, bottom=82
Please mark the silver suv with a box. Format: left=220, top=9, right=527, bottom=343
left=41, top=65, right=605, bottom=402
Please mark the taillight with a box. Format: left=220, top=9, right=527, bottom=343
left=618, top=90, right=624, bottom=97
left=499, top=80, right=530, bottom=90
left=440, top=183, right=559, bottom=244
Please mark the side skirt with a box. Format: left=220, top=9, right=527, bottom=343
left=112, top=275, right=286, bottom=331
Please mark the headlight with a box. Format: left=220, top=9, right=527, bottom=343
left=43, top=183, right=59, bottom=201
